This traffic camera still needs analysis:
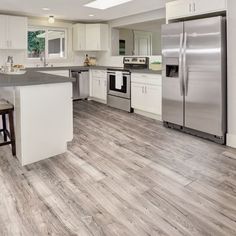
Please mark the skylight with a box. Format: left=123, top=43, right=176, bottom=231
left=84, top=0, right=133, bottom=10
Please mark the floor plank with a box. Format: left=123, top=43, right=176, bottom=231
left=0, top=100, right=236, bottom=236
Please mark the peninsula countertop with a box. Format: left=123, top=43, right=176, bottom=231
left=26, top=65, right=162, bottom=75
left=0, top=70, right=75, bottom=87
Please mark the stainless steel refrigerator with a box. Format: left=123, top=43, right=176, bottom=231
left=161, top=16, right=226, bottom=144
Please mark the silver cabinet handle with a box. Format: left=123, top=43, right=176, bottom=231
left=179, top=33, right=184, bottom=96
left=189, top=3, right=192, bottom=12
left=145, top=86, right=147, bottom=94
left=183, top=32, right=188, bottom=96
left=142, top=86, right=144, bottom=93
left=193, top=3, right=196, bottom=12
left=99, top=79, right=101, bottom=86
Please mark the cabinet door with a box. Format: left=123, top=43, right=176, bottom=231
left=86, top=24, right=100, bottom=50
left=73, top=24, right=86, bottom=51
left=92, top=77, right=101, bottom=99
left=193, top=0, right=226, bottom=15
left=0, top=15, right=8, bottom=49
left=145, top=85, right=162, bottom=116
left=131, top=83, right=146, bottom=111
left=8, top=16, right=27, bottom=49
left=100, top=78, right=107, bottom=101
left=166, top=0, right=192, bottom=21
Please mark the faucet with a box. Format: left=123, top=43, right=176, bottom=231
left=40, top=51, right=48, bottom=67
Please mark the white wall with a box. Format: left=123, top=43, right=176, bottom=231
left=97, top=8, right=165, bottom=67
left=226, top=0, right=236, bottom=148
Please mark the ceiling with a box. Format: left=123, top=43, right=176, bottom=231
left=0, top=0, right=171, bottom=21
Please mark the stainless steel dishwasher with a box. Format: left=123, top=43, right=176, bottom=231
left=70, top=70, right=89, bottom=100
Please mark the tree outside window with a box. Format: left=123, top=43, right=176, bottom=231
left=28, top=27, right=66, bottom=59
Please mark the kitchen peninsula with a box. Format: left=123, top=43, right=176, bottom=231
left=0, top=70, right=74, bottom=166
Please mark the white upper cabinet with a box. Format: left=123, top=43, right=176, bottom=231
left=72, top=24, right=86, bottom=51
left=73, top=23, right=108, bottom=51
left=0, top=15, right=7, bottom=49
left=0, top=15, right=27, bottom=50
left=166, top=0, right=227, bottom=22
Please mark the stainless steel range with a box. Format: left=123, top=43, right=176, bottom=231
left=107, top=57, right=149, bottom=112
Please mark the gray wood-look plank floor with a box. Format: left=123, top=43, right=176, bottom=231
left=1, top=100, right=236, bottom=236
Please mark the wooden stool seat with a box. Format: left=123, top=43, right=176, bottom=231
left=0, top=99, right=14, bottom=112
left=0, top=99, right=16, bottom=156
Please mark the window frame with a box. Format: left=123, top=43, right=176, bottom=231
left=27, top=26, right=68, bottom=61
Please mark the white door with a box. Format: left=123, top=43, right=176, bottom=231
left=92, top=77, right=101, bottom=99
left=131, top=83, right=146, bottom=111
left=0, top=15, right=7, bottom=49
left=145, top=84, right=162, bottom=115
left=134, top=31, right=152, bottom=56
left=8, top=16, right=27, bottom=49
left=166, top=0, right=193, bottom=20
left=73, top=24, right=86, bottom=51
left=193, top=0, right=226, bottom=15
left=100, top=78, right=107, bottom=101
left=86, top=24, right=100, bottom=50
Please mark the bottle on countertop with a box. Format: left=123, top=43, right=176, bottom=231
left=84, top=54, right=90, bottom=67
left=6, top=56, right=14, bottom=72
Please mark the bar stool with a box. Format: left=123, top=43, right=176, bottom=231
left=0, top=99, right=16, bottom=156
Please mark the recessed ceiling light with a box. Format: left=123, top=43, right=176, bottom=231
left=89, top=14, right=95, bottom=17
left=42, top=7, right=50, bottom=11
left=85, top=0, right=133, bottom=10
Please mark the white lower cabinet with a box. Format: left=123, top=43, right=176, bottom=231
left=90, top=70, right=107, bottom=102
left=131, top=73, right=162, bottom=118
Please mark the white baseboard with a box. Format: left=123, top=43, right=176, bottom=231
left=226, top=133, right=236, bottom=148
left=134, top=109, right=162, bottom=121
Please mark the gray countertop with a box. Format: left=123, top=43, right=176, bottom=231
left=0, top=65, right=161, bottom=87
left=0, top=70, right=74, bottom=87
left=27, top=65, right=162, bottom=74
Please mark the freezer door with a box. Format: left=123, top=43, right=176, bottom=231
left=162, top=22, right=184, bottom=126
left=184, top=16, right=226, bottom=136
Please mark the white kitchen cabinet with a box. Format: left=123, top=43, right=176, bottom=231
left=72, top=24, right=86, bottom=51
left=0, top=15, right=7, bottom=49
left=73, top=23, right=108, bottom=51
left=131, top=73, right=162, bottom=118
left=0, top=15, right=27, bottom=50
left=166, top=0, right=227, bottom=22
left=131, top=83, right=146, bottom=111
left=86, top=24, right=109, bottom=51
left=166, top=0, right=193, bottom=22
left=90, top=70, right=107, bottom=102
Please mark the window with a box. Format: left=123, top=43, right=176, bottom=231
left=28, top=27, right=67, bottom=59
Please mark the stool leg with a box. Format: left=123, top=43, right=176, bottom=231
left=8, top=111, right=16, bottom=156
left=2, top=114, right=7, bottom=142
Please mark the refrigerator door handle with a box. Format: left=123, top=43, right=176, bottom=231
left=179, top=33, right=184, bottom=96
left=183, top=32, right=188, bottom=96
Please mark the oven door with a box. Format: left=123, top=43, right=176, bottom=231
left=107, top=71, right=131, bottom=99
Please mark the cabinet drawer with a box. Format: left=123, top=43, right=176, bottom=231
left=131, top=73, right=162, bottom=86
left=91, top=70, right=107, bottom=78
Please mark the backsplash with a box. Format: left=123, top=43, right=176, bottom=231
left=96, top=51, right=162, bottom=67
left=0, top=49, right=161, bottom=68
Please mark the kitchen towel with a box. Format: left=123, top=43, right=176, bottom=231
left=115, top=72, right=123, bottom=90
